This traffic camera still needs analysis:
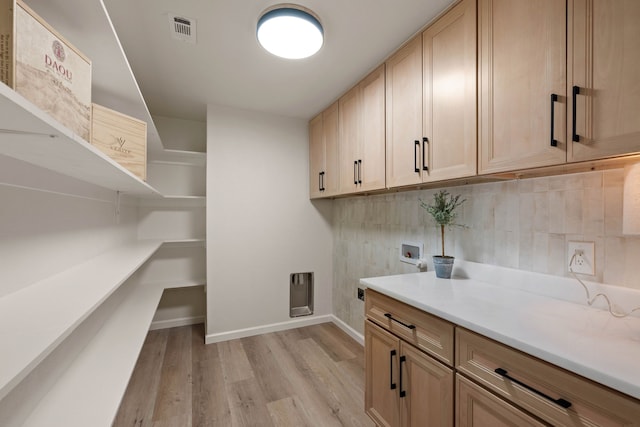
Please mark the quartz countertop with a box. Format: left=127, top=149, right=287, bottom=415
left=360, top=261, right=640, bottom=400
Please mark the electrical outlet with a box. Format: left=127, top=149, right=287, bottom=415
left=357, top=288, right=365, bottom=301
left=567, top=241, right=595, bottom=275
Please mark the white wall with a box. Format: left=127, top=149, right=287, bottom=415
left=0, top=155, right=137, bottom=298
left=206, top=105, right=333, bottom=340
left=152, top=115, right=207, bottom=152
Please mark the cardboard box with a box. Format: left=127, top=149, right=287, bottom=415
left=91, top=103, right=147, bottom=181
left=0, top=0, right=92, bottom=141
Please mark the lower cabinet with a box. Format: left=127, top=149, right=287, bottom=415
left=365, top=320, right=454, bottom=427
left=365, top=290, right=640, bottom=427
left=456, top=375, right=545, bottom=427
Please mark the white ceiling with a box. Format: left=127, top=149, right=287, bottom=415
left=101, top=0, right=456, bottom=122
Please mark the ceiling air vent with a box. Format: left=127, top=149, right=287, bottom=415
left=168, top=14, right=197, bottom=44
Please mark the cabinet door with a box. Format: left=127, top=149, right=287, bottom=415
left=478, top=0, right=566, bottom=174
left=569, top=0, right=640, bottom=161
left=359, top=64, right=386, bottom=192
left=423, top=0, right=477, bottom=182
left=323, top=101, right=340, bottom=196
left=365, top=321, right=401, bottom=427
left=309, top=113, right=325, bottom=199
left=400, top=342, right=453, bottom=427
left=338, top=85, right=361, bottom=194
left=456, top=375, right=546, bottom=427
left=386, top=36, right=424, bottom=188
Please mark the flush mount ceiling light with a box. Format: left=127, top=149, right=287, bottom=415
left=257, top=5, right=324, bottom=59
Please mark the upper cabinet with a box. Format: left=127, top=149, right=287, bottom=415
left=338, top=64, right=386, bottom=194
left=423, top=0, right=477, bottom=182
left=568, top=0, right=640, bottom=162
left=478, top=0, right=567, bottom=174
left=309, top=101, right=339, bottom=199
left=386, top=0, right=477, bottom=188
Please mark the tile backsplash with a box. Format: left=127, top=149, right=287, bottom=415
left=333, top=169, right=640, bottom=334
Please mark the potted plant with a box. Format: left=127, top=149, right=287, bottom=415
left=420, top=190, right=466, bottom=279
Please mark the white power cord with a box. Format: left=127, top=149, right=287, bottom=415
left=569, top=252, right=640, bottom=318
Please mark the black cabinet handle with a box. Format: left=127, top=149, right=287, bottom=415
left=390, top=349, right=397, bottom=390
left=414, top=140, right=420, bottom=173
left=358, top=159, right=362, bottom=184
left=494, top=368, right=572, bottom=409
left=318, top=172, right=322, bottom=192
left=422, top=137, right=429, bottom=172
left=321, top=172, right=325, bottom=191
left=353, top=161, right=358, bottom=185
left=384, top=313, right=416, bottom=330
left=399, top=355, right=407, bottom=398
left=572, top=86, right=580, bottom=142
left=550, top=94, right=558, bottom=147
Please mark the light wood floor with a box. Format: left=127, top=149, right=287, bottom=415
left=113, top=322, right=374, bottom=427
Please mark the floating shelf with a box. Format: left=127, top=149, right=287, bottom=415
left=0, top=239, right=163, bottom=402
left=0, top=84, right=161, bottom=197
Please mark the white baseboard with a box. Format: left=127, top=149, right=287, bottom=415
left=202, top=314, right=365, bottom=346
left=149, top=315, right=205, bottom=331
left=204, top=315, right=332, bottom=344
left=330, top=315, right=364, bottom=346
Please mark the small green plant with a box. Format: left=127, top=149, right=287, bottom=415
left=420, top=190, right=466, bottom=257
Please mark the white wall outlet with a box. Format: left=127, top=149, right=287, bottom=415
left=567, top=241, right=595, bottom=275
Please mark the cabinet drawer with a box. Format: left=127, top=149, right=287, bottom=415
left=456, top=374, right=546, bottom=427
left=456, top=328, right=640, bottom=426
left=365, top=289, right=454, bottom=366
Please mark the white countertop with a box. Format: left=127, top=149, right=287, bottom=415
left=360, top=261, right=640, bottom=400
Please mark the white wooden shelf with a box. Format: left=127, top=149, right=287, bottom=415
left=161, top=238, right=206, bottom=248
left=0, top=84, right=161, bottom=197
left=0, top=239, right=163, bottom=402
left=149, top=149, right=206, bottom=166
left=22, top=281, right=165, bottom=427
left=144, top=278, right=207, bottom=290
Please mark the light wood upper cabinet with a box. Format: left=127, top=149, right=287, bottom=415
left=568, top=0, right=640, bottom=162
left=339, top=64, right=386, bottom=194
left=386, top=35, right=424, bottom=188
left=386, top=0, right=476, bottom=188
left=309, top=102, right=339, bottom=199
left=478, top=0, right=566, bottom=174
left=423, top=0, right=477, bottom=182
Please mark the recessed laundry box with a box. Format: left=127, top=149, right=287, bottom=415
left=290, top=272, right=313, bottom=317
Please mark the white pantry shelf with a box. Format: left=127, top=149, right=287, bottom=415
left=0, top=239, right=163, bottom=402
left=21, top=282, right=164, bottom=427
left=149, top=149, right=207, bottom=166
left=161, top=238, right=207, bottom=248
left=0, top=84, right=161, bottom=197
left=143, top=278, right=207, bottom=290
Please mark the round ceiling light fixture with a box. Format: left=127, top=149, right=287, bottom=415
left=257, top=4, right=324, bottom=59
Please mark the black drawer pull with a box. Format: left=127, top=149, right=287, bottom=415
left=414, top=140, right=420, bottom=173
left=390, top=349, right=397, bottom=390
left=550, top=93, right=558, bottom=147
left=495, top=368, right=572, bottom=409
left=384, top=313, right=416, bottom=330
left=399, top=355, right=407, bottom=398
left=572, top=85, right=581, bottom=142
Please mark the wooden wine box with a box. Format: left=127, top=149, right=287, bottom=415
left=0, top=0, right=92, bottom=141
left=91, top=103, right=147, bottom=181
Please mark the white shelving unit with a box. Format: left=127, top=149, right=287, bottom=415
left=21, top=281, right=165, bottom=427
left=0, top=240, right=163, bottom=402
left=0, top=1, right=207, bottom=425
left=0, top=84, right=160, bottom=197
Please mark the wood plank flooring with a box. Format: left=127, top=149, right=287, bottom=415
left=113, top=322, right=374, bottom=427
